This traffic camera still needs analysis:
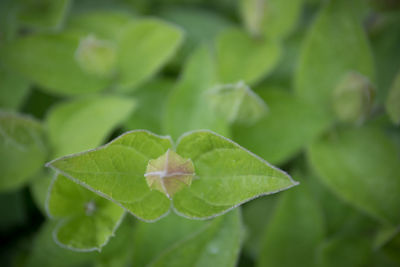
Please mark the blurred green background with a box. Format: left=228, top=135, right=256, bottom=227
left=1, top=0, right=400, bottom=266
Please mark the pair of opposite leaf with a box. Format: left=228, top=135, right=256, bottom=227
left=46, top=130, right=297, bottom=250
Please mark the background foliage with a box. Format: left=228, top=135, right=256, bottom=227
left=1, top=0, right=400, bottom=266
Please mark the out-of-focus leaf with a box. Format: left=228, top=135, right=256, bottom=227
left=316, top=236, right=372, bottom=267
left=242, top=196, right=278, bottom=259
left=295, top=0, right=374, bottom=114
left=239, top=0, right=303, bottom=39
left=233, top=89, right=330, bottom=165
left=173, top=130, right=297, bottom=219
left=30, top=171, right=53, bottom=214
left=67, top=10, right=134, bottom=40
left=149, top=209, right=243, bottom=267
left=257, top=180, right=325, bottom=267
left=46, top=95, right=135, bottom=157
left=164, top=46, right=229, bottom=140
left=25, top=221, right=95, bottom=267
left=207, top=81, right=268, bottom=125
left=18, top=0, right=71, bottom=30
left=0, top=112, right=47, bottom=192
left=370, top=13, right=400, bottom=102
left=116, top=19, right=184, bottom=92
left=124, top=78, right=174, bottom=135
left=216, top=28, right=281, bottom=85
left=47, top=174, right=125, bottom=251
left=0, top=63, right=30, bottom=111
left=94, top=217, right=135, bottom=267
left=160, top=7, right=232, bottom=68
left=132, top=213, right=206, bottom=267
left=47, top=130, right=173, bottom=222
left=1, top=32, right=111, bottom=96
left=308, top=125, right=400, bottom=225
left=386, top=69, right=400, bottom=124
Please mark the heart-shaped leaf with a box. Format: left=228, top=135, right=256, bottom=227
left=46, top=174, right=125, bottom=251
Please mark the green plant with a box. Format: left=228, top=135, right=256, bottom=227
left=1, top=0, right=400, bottom=266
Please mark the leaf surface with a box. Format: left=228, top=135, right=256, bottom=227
left=47, top=95, right=135, bottom=157
left=116, top=19, right=184, bottom=91
left=47, top=174, right=125, bottom=251
left=173, top=130, right=297, bottom=219
left=0, top=112, right=47, bottom=192
left=308, top=125, right=400, bottom=224
left=149, top=209, right=243, bottom=267
left=47, top=130, right=173, bottom=221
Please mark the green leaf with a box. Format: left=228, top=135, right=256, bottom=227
left=0, top=191, right=26, bottom=231
left=233, top=89, right=330, bottom=165
left=164, top=46, right=229, bottom=140
left=295, top=0, right=374, bottom=113
left=316, top=236, right=372, bottom=267
left=47, top=130, right=173, bottom=221
left=132, top=213, right=206, bottom=266
left=66, top=10, right=134, bottom=40
left=46, top=95, right=136, bottom=157
left=0, top=63, right=30, bottom=111
left=216, top=28, right=281, bottom=85
left=116, top=19, right=184, bottom=91
left=258, top=181, right=325, bottom=267
left=160, top=7, right=232, bottom=68
left=207, top=81, right=268, bottom=125
left=25, top=221, right=96, bottom=267
left=149, top=209, right=243, bottom=267
left=124, top=78, right=174, bottom=135
left=1, top=32, right=111, bottom=96
left=386, top=69, right=400, bottom=124
left=30, top=171, right=53, bottom=214
left=18, top=0, right=71, bottom=30
left=46, top=174, right=125, bottom=251
left=308, top=125, right=400, bottom=225
left=173, top=130, right=297, bottom=219
left=0, top=112, right=47, bottom=192
left=239, top=0, right=303, bottom=40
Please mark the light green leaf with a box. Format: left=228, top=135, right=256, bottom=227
left=116, top=19, right=184, bottom=91
left=386, top=69, right=400, bottom=124
left=233, top=89, right=330, bottom=165
left=164, top=46, right=229, bottom=140
left=25, top=221, right=96, bottom=267
left=173, top=130, right=297, bottom=219
left=149, top=209, right=243, bottom=267
left=30, top=171, right=54, bottom=214
left=258, top=181, right=325, bottom=267
left=47, top=174, right=125, bottom=251
left=46, top=95, right=136, bottom=157
left=66, top=10, right=134, bottom=40
left=124, top=78, right=174, bottom=135
left=47, top=130, right=173, bottom=221
left=1, top=32, right=111, bottom=96
left=132, top=213, right=206, bottom=266
left=240, top=0, right=303, bottom=40
left=216, top=28, right=281, bottom=85
left=0, top=112, right=47, bottom=192
left=308, top=125, right=400, bottom=225
left=0, top=63, right=30, bottom=111
left=295, top=0, right=374, bottom=113
left=18, top=0, right=71, bottom=30
left=207, top=81, right=268, bottom=125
